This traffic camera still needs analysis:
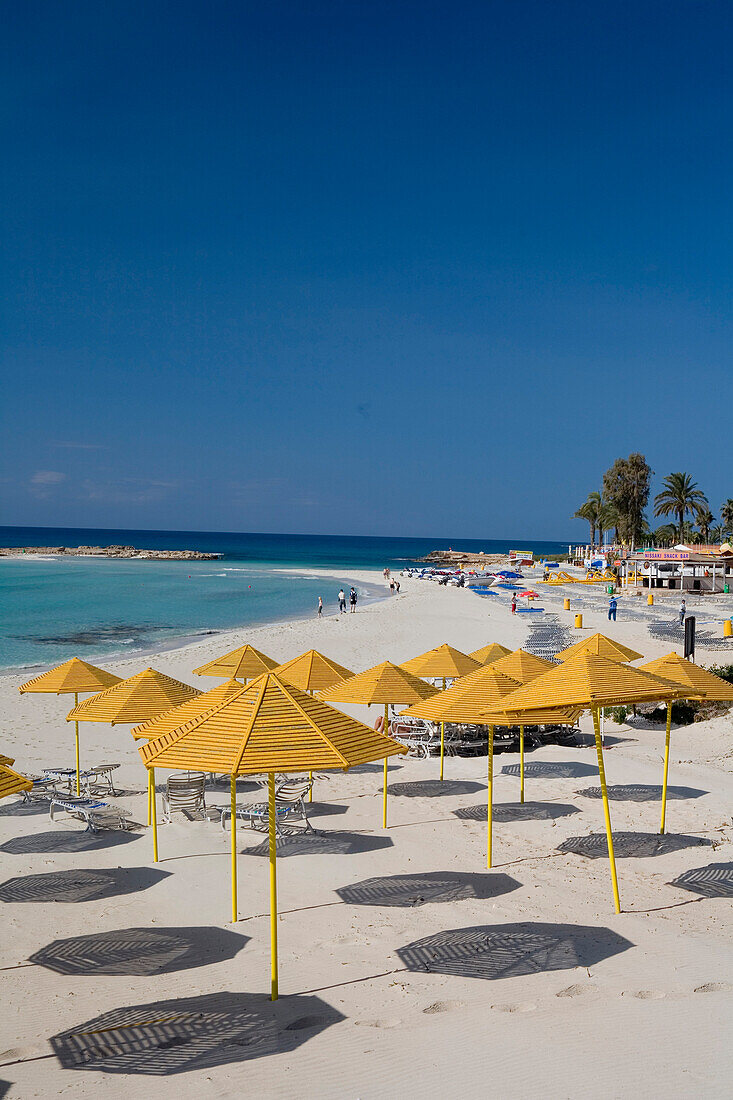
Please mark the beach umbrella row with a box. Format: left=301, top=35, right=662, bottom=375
left=400, top=644, right=480, bottom=779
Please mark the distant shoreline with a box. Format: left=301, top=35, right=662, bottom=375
left=0, top=544, right=221, bottom=561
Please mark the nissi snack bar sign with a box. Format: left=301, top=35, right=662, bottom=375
left=641, top=551, right=690, bottom=560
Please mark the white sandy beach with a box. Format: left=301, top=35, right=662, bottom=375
left=1, top=571, right=733, bottom=1098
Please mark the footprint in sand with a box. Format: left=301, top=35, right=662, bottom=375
left=556, top=983, right=592, bottom=998
left=492, top=1002, right=537, bottom=1013
left=626, top=990, right=667, bottom=1000
left=422, top=1000, right=464, bottom=1014
left=694, top=982, right=733, bottom=993
left=355, top=1018, right=403, bottom=1029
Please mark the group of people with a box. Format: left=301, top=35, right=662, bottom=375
left=318, top=587, right=359, bottom=616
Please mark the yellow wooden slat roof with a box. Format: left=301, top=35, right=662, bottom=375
left=130, top=679, right=244, bottom=741
left=0, top=764, right=33, bottom=799
left=555, top=633, right=644, bottom=663
left=497, top=651, right=683, bottom=711
left=19, top=657, right=122, bottom=695
left=400, top=666, right=522, bottom=722
left=0, top=754, right=15, bottom=767
left=489, top=649, right=557, bottom=683
left=66, top=668, right=201, bottom=725
left=318, top=661, right=438, bottom=706
left=468, top=643, right=512, bottom=665
left=193, top=645, right=279, bottom=680
left=271, top=650, right=355, bottom=693
left=400, top=643, right=481, bottom=680
left=638, top=653, right=733, bottom=701
left=139, top=673, right=408, bottom=774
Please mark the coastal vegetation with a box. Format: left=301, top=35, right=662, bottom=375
left=574, top=455, right=731, bottom=549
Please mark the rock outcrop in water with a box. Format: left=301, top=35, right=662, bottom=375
left=0, top=545, right=221, bottom=560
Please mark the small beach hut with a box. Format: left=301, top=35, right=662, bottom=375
left=319, top=661, right=438, bottom=826
left=469, top=643, right=512, bottom=666
left=400, top=645, right=481, bottom=779
left=0, top=763, right=33, bottom=801
left=637, top=653, right=733, bottom=832
left=193, top=645, right=278, bottom=683
left=19, top=658, right=122, bottom=794
left=139, top=672, right=407, bottom=999
left=492, top=653, right=682, bottom=912
left=67, top=668, right=201, bottom=843
left=555, top=633, right=644, bottom=663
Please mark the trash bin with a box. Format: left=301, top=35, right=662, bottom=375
left=725, top=583, right=730, bottom=594
left=563, top=598, right=570, bottom=611
left=574, top=613, right=583, bottom=629
left=647, top=593, right=654, bottom=605
left=724, top=620, right=732, bottom=638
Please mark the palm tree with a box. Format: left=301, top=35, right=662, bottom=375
left=573, top=491, right=601, bottom=549
left=710, top=525, right=723, bottom=543
left=653, top=524, right=677, bottom=547
left=721, top=499, right=733, bottom=538
left=695, top=507, right=715, bottom=544
left=597, top=501, right=619, bottom=547
left=654, top=473, right=708, bottom=543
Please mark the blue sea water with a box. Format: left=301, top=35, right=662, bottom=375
left=0, top=527, right=568, bottom=671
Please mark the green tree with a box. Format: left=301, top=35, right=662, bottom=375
left=597, top=501, right=618, bottom=547
left=695, top=507, right=715, bottom=543
left=602, top=453, right=652, bottom=547
left=710, top=525, right=723, bottom=543
left=653, top=524, right=677, bottom=547
left=573, top=491, right=601, bottom=548
left=721, top=499, right=733, bottom=537
left=654, top=472, right=708, bottom=543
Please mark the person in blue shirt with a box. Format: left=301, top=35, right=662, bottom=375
left=608, top=595, right=618, bottom=621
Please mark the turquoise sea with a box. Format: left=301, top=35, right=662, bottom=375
left=0, top=527, right=568, bottom=672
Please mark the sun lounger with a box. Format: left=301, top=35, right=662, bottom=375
left=220, top=779, right=314, bottom=836
left=162, top=771, right=207, bottom=822
left=22, top=776, right=61, bottom=802
left=49, top=796, right=132, bottom=832
left=82, top=763, right=121, bottom=796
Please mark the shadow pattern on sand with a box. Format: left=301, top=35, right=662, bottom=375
left=454, top=801, right=580, bottom=822
left=50, top=992, right=345, bottom=1075
left=0, top=830, right=142, bottom=855
left=397, top=921, right=633, bottom=980
left=558, top=832, right=712, bottom=859
left=501, top=762, right=598, bottom=779
left=241, top=831, right=393, bottom=858
left=29, top=926, right=249, bottom=977
left=387, top=779, right=484, bottom=798
left=575, top=784, right=707, bottom=803
left=669, top=862, right=733, bottom=898
left=0, top=867, right=170, bottom=903
left=336, top=871, right=521, bottom=908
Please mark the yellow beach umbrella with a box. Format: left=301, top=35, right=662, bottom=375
left=400, top=645, right=481, bottom=780
left=469, top=642, right=512, bottom=665
left=319, top=661, right=438, bottom=826
left=19, top=658, right=122, bottom=794
left=494, top=653, right=683, bottom=912
left=272, top=650, right=356, bottom=801
left=638, top=653, right=732, bottom=833
left=193, top=645, right=278, bottom=683
left=490, top=648, right=556, bottom=682
left=555, top=633, right=644, bottom=663
left=67, top=667, right=201, bottom=851
left=139, top=672, right=407, bottom=1000
left=0, top=763, right=33, bottom=800
left=0, top=754, right=15, bottom=767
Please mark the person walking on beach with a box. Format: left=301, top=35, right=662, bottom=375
left=395, top=579, right=400, bottom=594
left=338, top=589, right=347, bottom=613
left=511, top=593, right=517, bottom=614
left=608, top=594, right=618, bottom=622
left=349, top=586, right=357, bottom=612
left=317, top=596, right=323, bottom=617
left=678, top=599, right=686, bottom=627
left=389, top=579, right=395, bottom=595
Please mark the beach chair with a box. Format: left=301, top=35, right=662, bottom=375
left=22, top=775, right=61, bottom=803
left=220, top=778, right=314, bottom=836
left=82, top=763, right=121, bottom=796
left=49, top=795, right=132, bottom=832
left=162, top=771, right=207, bottom=822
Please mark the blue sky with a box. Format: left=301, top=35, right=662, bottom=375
left=1, top=1, right=730, bottom=541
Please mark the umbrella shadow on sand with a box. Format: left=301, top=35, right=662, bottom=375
left=0, top=829, right=142, bottom=855
left=241, top=831, right=394, bottom=858
left=0, top=867, right=170, bottom=904
left=29, top=926, right=249, bottom=977
left=501, top=762, right=598, bottom=780
left=50, top=991, right=345, bottom=1076
left=668, top=863, right=733, bottom=898
left=336, top=870, right=520, bottom=908
left=397, top=921, right=633, bottom=981
left=557, top=832, right=712, bottom=859
left=387, top=779, right=484, bottom=798
left=575, top=784, right=707, bottom=803
left=454, top=801, right=580, bottom=823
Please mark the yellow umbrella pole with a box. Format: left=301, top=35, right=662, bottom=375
left=74, top=692, right=80, bottom=795
left=382, top=703, right=389, bottom=828
left=591, top=707, right=620, bottom=913
left=150, top=767, right=159, bottom=863
left=308, top=770, right=313, bottom=802
left=660, top=701, right=673, bottom=835
left=439, top=678, right=446, bottom=780
left=487, top=725, right=494, bottom=868
left=147, top=767, right=152, bottom=826
left=231, top=774, right=238, bottom=923
left=268, top=771, right=279, bottom=1001
left=519, top=725, right=525, bottom=803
